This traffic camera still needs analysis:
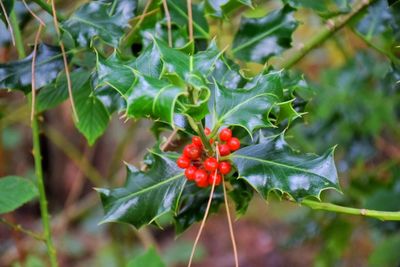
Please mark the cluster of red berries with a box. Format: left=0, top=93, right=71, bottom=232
left=176, top=127, right=241, bottom=188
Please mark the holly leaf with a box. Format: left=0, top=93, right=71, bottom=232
left=0, top=176, right=38, bottom=214
left=231, top=134, right=341, bottom=201
left=205, top=0, right=252, bottom=18
left=97, top=151, right=186, bottom=228
left=36, top=69, right=90, bottom=112
left=283, top=0, right=350, bottom=18
left=168, top=0, right=209, bottom=39
left=232, top=5, right=298, bottom=63
left=74, top=81, right=110, bottom=145
left=208, top=73, right=281, bottom=136
left=127, top=247, right=166, bottom=267
left=62, top=0, right=136, bottom=47
left=0, top=44, right=64, bottom=94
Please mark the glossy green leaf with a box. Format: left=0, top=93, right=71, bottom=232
left=0, top=176, right=38, bottom=214
left=0, top=44, right=64, bottom=93
left=205, top=0, right=252, bottom=18
left=62, top=1, right=136, bottom=47
left=127, top=247, right=166, bottom=267
left=74, top=81, right=110, bottom=145
left=36, top=69, right=90, bottom=112
left=231, top=134, right=340, bottom=201
left=232, top=5, right=298, bottom=63
left=97, top=151, right=186, bottom=228
left=168, top=0, right=209, bottom=39
left=283, top=0, right=350, bottom=18
left=208, top=73, right=281, bottom=136
left=228, top=177, right=253, bottom=216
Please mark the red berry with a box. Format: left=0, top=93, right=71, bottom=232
left=177, top=156, right=190, bottom=169
left=192, top=136, right=203, bottom=148
left=183, top=144, right=201, bottom=159
left=227, top=137, right=240, bottom=151
left=209, top=138, right=214, bottom=144
left=218, top=161, right=231, bottom=175
left=218, top=144, right=231, bottom=156
left=204, top=127, right=211, bottom=135
left=208, top=173, right=222, bottom=186
left=203, top=157, right=219, bottom=171
left=185, top=166, right=197, bottom=181
left=219, top=128, right=232, bottom=141
left=195, top=169, right=209, bottom=187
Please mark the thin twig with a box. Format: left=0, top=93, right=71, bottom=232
left=0, top=217, right=45, bottom=241
left=161, top=128, right=178, bottom=151
left=123, top=0, right=153, bottom=47
left=188, top=141, right=219, bottom=267
left=50, top=0, right=79, bottom=121
left=162, top=0, right=173, bottom=47
left=22, top=0, right=46, bottom=26
left=0, top=0, right=16, bottom=45
left=223, top=179, right=239, bottom=267
left=186, top=0, right=193, bottom=43
left=30, top=25, right=43, bottom=121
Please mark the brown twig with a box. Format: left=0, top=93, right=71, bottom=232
left=162, top=0, right=173, bottom=47
left=186, top=0, right=193, bottom=43
left=223, top=179, right=239, bottom=267
left=0, top=0, right=16, bottom=45
left=22, top=0, right=46, bottom=26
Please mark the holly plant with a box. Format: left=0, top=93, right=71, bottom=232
left=0, top=0, right=399, bottom=266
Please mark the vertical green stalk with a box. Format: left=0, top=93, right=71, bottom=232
left=10, top=9, right=59, bottom=267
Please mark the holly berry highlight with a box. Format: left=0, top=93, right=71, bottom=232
left=176, top=127, right=240, bottom=188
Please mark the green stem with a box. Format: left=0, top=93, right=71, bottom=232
left=12, top=6, right=59, bottom=266
left=0, top=217, right=45, bottom=241
left=30, top=0, right=66, bottom=21
left=280, top=0, right=376, bottom=69
left=302, top=199, right=400, bottom=221
left=196, top=122, right=214, bottom=154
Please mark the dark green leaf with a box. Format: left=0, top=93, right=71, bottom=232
left=0, top=44, right=64, bottom=93
left=127, top=247, right=166, bottom=267
left=228, top=177, right=253, bottom=216
left=97, top=151, right=186, bottom=228
left=94, top=85, right=126, bottom=114
left=0, top=176, right=38, bottom=214
left=74, top=81, right=110, bottom=145
left=205, top=0, right=252, bottom=18
left=231, top=134, right=341, bottom=201
left=232, top=5, right=298, bottom=63
left=63, top=1, right=136, bottom=47
left=168, top=0, right=209, bottom=39
left=36, top=69, right=90, bottom=112
left=283, top=0, right=350, bottom=18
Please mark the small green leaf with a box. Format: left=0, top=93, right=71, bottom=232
left=97, top=151, right=186, bottom=228
left=232, top=5, right=298, bottom=63
left=0, top=176, right=38, bottom=214
left=168, top=0, right=209, bottom=39
left=205, top=0, right=252, bottom=18
left=74, top=82, right=110, bottom=145
left=127, top=247, right=166, bottom=267
left=63, top=1, right=136, bottom=47
left=36, top=69, right=90, bottom=112
left=231, top=134, right=341, bottom=201
left=283, top=0, right=350, bottom=18
left=0, top=44, right=65, bottom=94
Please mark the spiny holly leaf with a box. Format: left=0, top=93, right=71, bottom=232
left=283, top=0, right=350, bottom=18
left=100, top=0, right=137, bottom=21
left=74, top=81, right=110, bottom=145
left=0, top=44, right=64, bottom=94
left=168, top=0, right=209, bottom=39
left=174, top=183, right=224, bottom=234
left=97, top=151, right=186, bottom=228
left=0, top=176, right=38, bottom=214
left=208, top=73, right=281, bottom=136
left=126, top=73, right=185, bottom=126
left=94, top=85, right=126, bottom=114
left=193, top=40, right=224, bottom=76
left=205, top=0, right=252, bottom=18
left=232, top=5, right=298, bottom=63
left=62, top=0, right=136, bottom=47
left=231, top=134, right=340, bottom=201
left=37, top=69, right=90, bottom=112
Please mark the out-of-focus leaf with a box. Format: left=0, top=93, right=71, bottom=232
left=36, top=69, right=90, bottom=112
left=127, top=247, right=166, bottom=267
left=283, top=0, right=350, bottom=18
left=0, top=176, right=37, bottom=214
left=205, top=0, right=252, bottom=18
left=63, top=0, right=137, bottom=47
left=0, top=0, right=14, bottom=24
left=232, top=5, right=298, bottom=63
left=368, top=234, right=400, bottom=267
left=168, top=0, right=209, bottom=39
left=0, top=44, right=64, bottom=93
left=228, top=178, right=253, bottom=216
left=74, top=81, right=110, bottom=145
left=231, top=134, right=340, bottom=201
left=97, top=151, right=186, bottom=228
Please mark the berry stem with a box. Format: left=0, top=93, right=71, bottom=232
left=196, top=122, right=214, bottom=155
